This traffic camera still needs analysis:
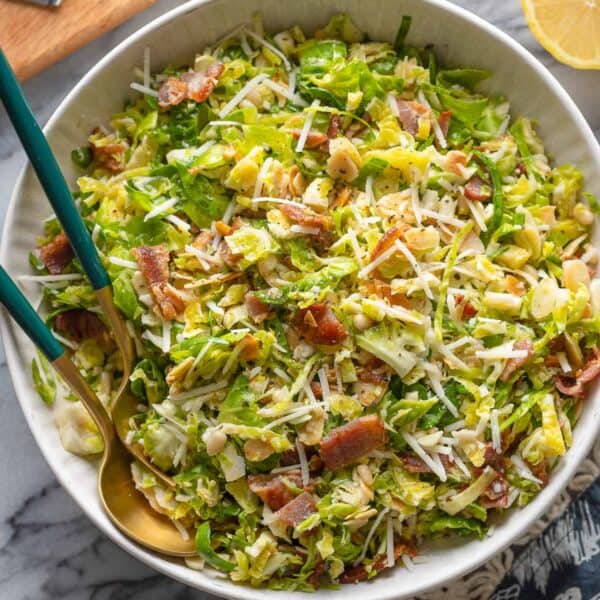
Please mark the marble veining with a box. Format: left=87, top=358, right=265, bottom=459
left=0, top=1, right=599, bottom=598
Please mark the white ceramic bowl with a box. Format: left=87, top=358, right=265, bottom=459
left=2, top=1, right=600, bottom=598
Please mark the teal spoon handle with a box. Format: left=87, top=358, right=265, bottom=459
left=0, top=266, right=64, bottom=361
left=0, top=49, right=110, bottom=291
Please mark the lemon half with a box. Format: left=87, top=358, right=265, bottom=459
left=521, top=0, right=600, bottom=69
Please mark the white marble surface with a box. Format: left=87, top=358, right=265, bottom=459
left=0, top=1, right=598, bottom=598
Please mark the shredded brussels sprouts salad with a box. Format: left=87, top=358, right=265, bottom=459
left=28, top=13, right=600, bottom=590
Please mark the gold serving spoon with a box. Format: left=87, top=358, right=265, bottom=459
left=0, top=265, right=196, bottom=556
left=0, top=49, right=176, bottom=490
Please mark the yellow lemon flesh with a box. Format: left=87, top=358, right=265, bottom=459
left=521, top=0, right=600, bottom=69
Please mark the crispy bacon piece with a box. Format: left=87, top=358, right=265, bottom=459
left=280, top=204, right=333, bottom=233
left=280, top=449, right=323, bottom=474
left=275, top=492, right=317, bottom=527
left=192, top=230, right=212, bottom=250
left=158, top=62, right=224, bottom=109
left=482, top=442, right=506, bottom=470
left=446, top=150, right=467, bottom=176
left=132, top=244, right=184, bottom=321
left=370, top=225, right=409, bottom=263
left=555, top=349, right=600, bottom=398
left=506, top=274, right=526, bottom=296
left=239, top=334, right=260, bottom=360
left=54, top=309, right=106, bottom=343
left=481, top=473, right=509, bottom=508
left=38, top=232, right=74, bottom=275
left=310, top=381, right=322, bottom=398
left=515, top=162, right=527, bottom=177
left=332, top=186, right=353, bottom=209
left=280, top=449, right=302, bottom=467
left=215, top=220, right=233, bottom=236
left=474, top=444, right=509, bottom=507
left=454, top=293, right=477, bottom=320
left=308, top=560, right=325, bottom=588
left=151, top=282, right=185, bottom=322
left=356, top=367, right=390, bottom=385
left=339, top=543, right=417, bottom=584
left=462, top=302, right=477, bottom=319
left=327, top=114, right=342, bottom=140
left=244, top=292, right=273, bottom=324
left=400, top=454, right=432, bottom=473
left=320, top=415, right=386, bottom=470
left=158, top=77, right=188, bottom=108
left=396, top=99, right=429, bottom=136
left=400, top=452, right=454, bottom=474
left=544, top=355, right=562, bottom=369
left=528, top=459, right=549, bottom=487
left=248, top=471, right=303, bottom=511
left=90, top=128, right=128, bottom=173
left=290, top=129, right=329, bottom=149
left=294, top=303, right=348, bottom=346
left=218, top=239, right=242, bottom=268
left=464, top=175, right=491, bottom=201
left=183, top=62, right=224, bottom=102
left=362, top=279, right=411, bottom=308
left=438, top=110, right=452, bottom=138
left=500, top=339, right=534, bottom=382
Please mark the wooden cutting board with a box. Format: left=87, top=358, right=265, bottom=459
left=0, top=0, right=158, bottom=81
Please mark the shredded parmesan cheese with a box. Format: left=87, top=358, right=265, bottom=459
left=296, top=440, right=310, bottom=486
left=401, top=553, right=415, bottom=571
left=295, top=100, right=320, bottom=152
left=19, top=273, right=83, bottom=283
left=171, top=519, right=190, bottom=541
left=357, top=242, right=400, bottom=278
left=169, top=380, right=229, bottom=402
left=108, top=257, right=139, bottom=269
left=402, top=431, right=447, bottom=481
left=252, top=197, right=307, bottom=210
left=130, top=82, right=159, bottom=98
left=511, top=454, right=543, bottom=485
left=475, top=343, right=529, bottom=360
left=206, top=300, right=225, bottom=316
left=273, top=367, right=292, bottom=382
left=394, top=240, right=432, bottom=299
left=161, top=319, right=171, bottom=353
left=218, top=73, right=268, bottom=117
left=557, top=352, right=572, bottom=373
left=465, top=198, right=488, bottom=232
left=144, top=197, right=178, bottom=221
left=424, top=363, right=459, bottom=418
left=254, top=156, right=273, bottom=198
left=353, top=507, right=390, bottom=566
left=491, top=409, right=501, bottom=454
left=365, top=176, right=374, bottom=205
left=244, top=29, right=291, bottom=70
left=262, top=78, right=307, bottom=106
left=387, top=92, right=399, bottom=117
left=287, top=68, right=297, bottom=98
left=141, top=329, right=164, bottom=350
left=166, top=214, right=191, bottom=231
left=317, top=367, right=331, bottom=406
left=51, top=330, right=78, bottom=350
left=419, top=208, right=464, bottom=227
left=386, top=515, right=395, bottom=568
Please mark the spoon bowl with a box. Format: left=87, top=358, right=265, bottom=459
left=100, top=431, right=196, bottom=556
left=51, top=353, right=197, bottom=557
